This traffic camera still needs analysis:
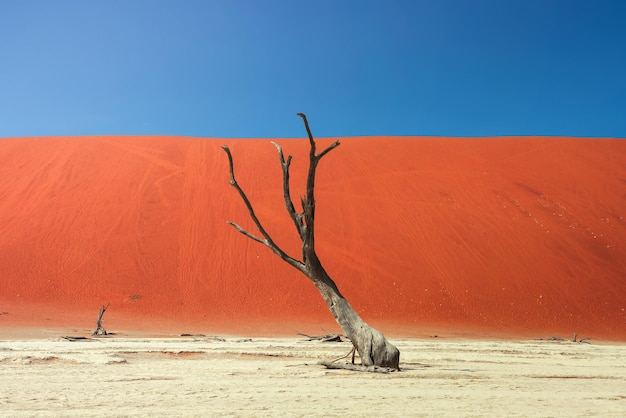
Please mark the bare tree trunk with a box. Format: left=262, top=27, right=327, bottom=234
left=307, top=260, right=400, bottom=368
left=222, top=113, right=400, bottom=369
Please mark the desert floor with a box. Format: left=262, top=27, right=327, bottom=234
left=1, top=330, right=625, bottom=417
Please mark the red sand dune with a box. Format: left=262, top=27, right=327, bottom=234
left=1, top=135, right=625, bottom=340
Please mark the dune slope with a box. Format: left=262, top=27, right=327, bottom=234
left=1, top=135, right=625, bottom=339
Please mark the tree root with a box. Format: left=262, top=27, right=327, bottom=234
left=329, top=345, right=357, bottom=363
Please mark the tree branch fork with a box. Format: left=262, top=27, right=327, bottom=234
left=221, top=113, right=340, bottom=273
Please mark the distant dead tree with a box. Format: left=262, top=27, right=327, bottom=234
left=222, top=113, right=400, bottom=370
left=92, top=303, right=110, bottom=336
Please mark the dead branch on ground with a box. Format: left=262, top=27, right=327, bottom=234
left=535, top=333, right=591, bottom=344
left=62, top=336, right=92, bottom=342
left=297, top=332, right=346, bottom=342
left=318, top=361, right=397, bottom=374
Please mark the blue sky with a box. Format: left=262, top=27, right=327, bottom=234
left=1, top=0, right=625, bottom=138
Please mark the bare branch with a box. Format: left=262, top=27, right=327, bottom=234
left=272, top=141, right=305, bottom=241
left=296, top=113, right=340, bottom=160
left=227, top=221, right=266, bottom=245
left=221, top=146, right=273, bottom=241
left=221, top=145, right=305, bottom=271
left=222, top=145, right=237, bottom=185
left=296, top=112, right=316, bottom=150
left=317, top=140, right=341, bottom=160
left=295, top=112, right=341, bottom=262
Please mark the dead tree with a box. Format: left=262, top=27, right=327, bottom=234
left=92, top=303, right=110, bottom=336
left=222, top=113, right=400, bottom=369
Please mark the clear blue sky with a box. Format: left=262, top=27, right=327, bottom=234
left=1, top=0, right=625, bottom=138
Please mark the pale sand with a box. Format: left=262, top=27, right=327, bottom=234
left=1, top=332, right=625, bottom=417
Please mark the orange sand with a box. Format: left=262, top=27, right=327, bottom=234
left=1, top=135, right=625, bottom=340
